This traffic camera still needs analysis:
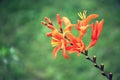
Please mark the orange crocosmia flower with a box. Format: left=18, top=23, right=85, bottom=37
left=56, top=14, right=62, bottom=30
left=52, top=15, right=73, bottom=59
left=86, top=19, right=104, bottom=50
left=76, top=10, right=99, bottom=40
left=56, top=14, right=73, bottom=33
left=51, top=30, right=69, bottom=59
left=41, top=12, right=104, bottom=59
left=41, top=14, right=72, bottom=59
left=66, top=32, right=85, bottom=56
left=77, top=10, right=99, bottom=26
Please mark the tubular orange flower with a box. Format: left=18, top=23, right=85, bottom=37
left=56, top=14, right=62, bottom=32
left=41, top=14, right=73, bottom=59
left=77, top=10, right=99, bottom=26
left=76, top=10, right=99, bottom=40
left=51, top=30, right=69, bottom=59
left=86, top=19, right=104, bottom=50
left=66, top=32, right=85, bottom=56
left=56, top=14, right=73, bottom=33
left=41, top=11, right=104, bottom=59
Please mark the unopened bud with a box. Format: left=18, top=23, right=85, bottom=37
left=93, top=56, right=96, bottom=63
left=45, top=17, right=52, bottom=25
left=109, top=72, right=112, bottom=80
left=41, top=21, right=47, bottom=26
left=100, top=64, right=104, bottom=71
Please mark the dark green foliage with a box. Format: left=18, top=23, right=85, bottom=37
left=0, top=0, right=120, bottom=80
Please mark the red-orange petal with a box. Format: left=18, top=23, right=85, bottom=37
left=62, top=17, right=71, bottom=26
left=85, top=14, right=99, bottom=25
left=45, top=17, right=52, bottom=24
left=88, top=40, right=97, bottom=49
left=41, top=21, right=47, bottom=26
left=47, top=25, right=55, bottom=31
left=86, top=19, right=104, bottom=50
left=56, top=14, right=62, bottom=29
left=53, top=45, right=61, bottom=59
left=91, top=23, right=97, bottom=40
left=46, top=32, right=52, bottom=37
left=60, top=39, right=69, bottom=59
left=97, top=19, right=104, bottom=38
left=62, top=46, right=69, bottom=59
left=52, top=30, right=63, bottom=40
left=66, top=33, right=78, bottom=43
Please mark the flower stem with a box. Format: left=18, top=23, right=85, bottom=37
left=82, top=50, right=113, bottom=80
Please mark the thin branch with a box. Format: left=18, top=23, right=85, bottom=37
left=82, top=50, right=113, bottom=80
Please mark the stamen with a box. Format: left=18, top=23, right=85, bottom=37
left=78, top=10, right=87, bottom=20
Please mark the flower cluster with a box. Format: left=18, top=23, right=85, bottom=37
left=41, top=10, right=104, bottom=59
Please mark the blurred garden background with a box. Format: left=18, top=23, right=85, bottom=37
left=0, top=0, right=120, bottom=80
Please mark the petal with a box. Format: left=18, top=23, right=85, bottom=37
left=80, top=41, right=85, bottom=51
left=46, top=32, right=52, bottom=37
left=47, top=25, right=55, bottom=31
left=78, top=26, right=87, bottom=40
left=45, top=17, right=52, bottom=25
left=62, top=46, right=69, bottom=59
left=61, top=39, right=69, bottom=59
left=66, top=46, right=73, bottom=50
left=86, top=19, right=104, bottom=50
left=66, top=46, right=76, bottom=54
left=64, top=24, right=73, bottom=33
left=76, top=20, right=84, bottom=30
left=53, top=45, right=61, bottom=59
left=91, top=23, right=97, bottom=40
left=86, top=24, right=97, bottom=50
left=62, top=17, right=71, bottom=26
left=41, top=21, right=47, bottom=26
left=51, top=37, right=60, bottom=47
left=52, top=30, right=62, bottom=40
left=62, top=17, right=72, bottom=33
left=56, top=14, right=62, bottom=29
left=85, top=14, right=99, bottom=25
left=66, top=32, right=78, bottom=43
left=87, top=40, right=97, bottom=49
left=41, top=21, right=55, bottom=30
left=96, top=19, right=104, bottom=38
left=77, top=52, right=81, bottom=56
left=52, top=37, right=59, bottom=42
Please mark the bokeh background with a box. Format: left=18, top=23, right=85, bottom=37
left=0, top=0, right=120, bottom=80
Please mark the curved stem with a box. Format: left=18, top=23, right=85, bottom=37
left=82, top=50, right=113, bottom=80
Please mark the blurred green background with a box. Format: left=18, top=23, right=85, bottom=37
left=0, top=0, right=120, bottom=80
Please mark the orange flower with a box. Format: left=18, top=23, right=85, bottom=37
left=56, top=14, right=73, bottom=33
left=77, top=10, right=99, bottom=26
left=51, top=30, right=69, bottom=59
left=62, top=17, right=73, bottom=33
left=86, top=19, right=104, bottom=50
left=41, top=14, right=73, bottom=59
left=76, top=10, right=99, bottom=40
left=66, top=32, right=85, bottom=56
left=41, top=11, right=104, bottom=59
